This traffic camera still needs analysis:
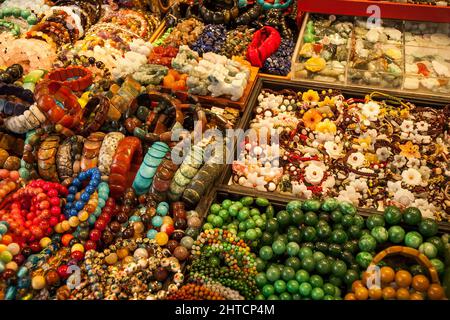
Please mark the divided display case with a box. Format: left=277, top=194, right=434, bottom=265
left=291, top=13, right=450, bottom=99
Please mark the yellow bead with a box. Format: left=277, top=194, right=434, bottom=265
left=39, top=237, right=52, bottom=249
left=71, top=243, right=85, bottom=253
left=78, top=210, right=89, bottom=221
left=155, top=232, right=169, bottom=246
left=162, top=216, right=173, bottom=225
left=54, top=223, right=64, bottom=233
left=61, top=221, right=71, bottom=232
left=105, top=253, right=118, bottom=265
left=6, top=261, right=18, bottom=271
left=116, top=248, right=129, bottom=260
left=31, top=275, right=46, bottom=290
left=0, top=244, right=7, bottom=253
left=68, top=216, right=80, bottom=227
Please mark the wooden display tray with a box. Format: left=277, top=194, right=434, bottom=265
left=159, top=65, right=259, bottom=110
left=216, top=77, right=450, bottom=229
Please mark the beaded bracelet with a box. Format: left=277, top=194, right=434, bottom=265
left=3, top=104, right=47, bottom=134
left=0, top=83, right=34, bottom=116
left=168, top=145, right=204, bottom=202
left=37, top=135, right=60, bottom=182
left=147, top=155, right=179, bottom=203
left=34, top=80, right=82, bottom=131
left=182, top=162, right=222, bottom=207
left=0, top=64, right=24, bottom=84
left=199, top=0, right=239, bottom=24
left=132, top=141, right=171, bottom=196
left=63, top=168, right=101, bottom=219
left=45, top=66, right=93, bottom=92
left=189, top=229, right=259, bottom=299
left=80, top=131, right=105, bottom=172
left=56, top=135, right=85, bottom=184
left=109, top=136, right=143, bottom=199
left=50, top=6, right=84, bottom=37
left=79, top=95, right=110, bottom=135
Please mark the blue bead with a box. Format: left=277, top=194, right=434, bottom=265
left=72, top=178, right=82, bottom=187
left=74, top=201, right=85, bottom=211
left=147, top=229, right=157, bottom=239
left=17, top=278, right=31, bottom=289
left=90, top=178, right=100, bottom=187
left=68, top=186, right=78, bottom=194
left=78, top=171, right=88, bottom=180
left=67, top=194, right=75, bottom=202
left=152, top=215, right=163, bottom=227
left=80, top=192, right=91, bottom=202
left=85, top=185, right=95, bottom=195
left=69, top=209, right=78, bottom=217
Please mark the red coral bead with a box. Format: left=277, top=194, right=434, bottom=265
left=71, top=250, right=84, bottom=261
left=89, top=229, right=101, bottom=241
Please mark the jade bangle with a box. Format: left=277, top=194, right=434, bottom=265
left=132, top=142, right=170, bottom=196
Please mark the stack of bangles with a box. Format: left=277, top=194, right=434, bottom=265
left=79, top=95, right=110, bottom=135
left=34, top=80, right=82, bottom=134
left=0, top=83, right=46, bottom=134
left=109, top=136, right=143, bottom=199
left=132, top=141, right=171, bottom=196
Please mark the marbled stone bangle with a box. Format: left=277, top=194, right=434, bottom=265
left=98, top=132, right=125, bottom=181
left=37, top=135, right=60, bottom=182
left=80, top=132, right=105, bottom=172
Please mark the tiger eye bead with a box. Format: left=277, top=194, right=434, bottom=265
left=166, top=240, right=178, bottom=253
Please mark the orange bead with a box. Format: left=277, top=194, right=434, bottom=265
left=382, top=287, right=397, bottom=300
left=344, top=293, right=357, bottom=300
left=427, top=284, right=445, bottom=300
left=351, top=280, right=364, bottom=293
left=411, top=275, right=430, bottom=292
left=395, top=270, right=412, bottom=288
left=61, top=234, right=74, bottom=247
left=380, top=266, right=395, bottom=284
left=396, top=288, right=410, bottom=300
left=1, top=234, right=12, bottom=245
left=355, top=286, right=369, bottom=300
left=410, top=292, right=424, bottom=300
left=368, top=286, right=383, bottom=300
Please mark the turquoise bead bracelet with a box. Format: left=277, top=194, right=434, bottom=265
left=132, top=142, right=170, bottom=195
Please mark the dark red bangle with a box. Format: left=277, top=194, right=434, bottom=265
left=45, top=66, right=93, bottom=92
left=80, top=95, right=110, bottom=135
left=34, top=80, right=82, bottom=129
left=109, top=137, right=143, bottom=199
